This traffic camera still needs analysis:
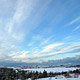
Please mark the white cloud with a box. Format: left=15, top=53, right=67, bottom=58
left=64, top=36, right=72, bottom=40
left=0, top=0, right=80, bottom=63
left=7, top=42, right=80, bottom=63
left=30, top=43, right=80, bottom=60
left=41, top=36, right=54, bottom=45
left=41, top=39, right=49, bottom=45
left=5, top=0, right=25, bottom=33
left=10, top=43, right=64, bottom=61
left=73, top=25, right=80, bottom=31
left=0, top=0, right=52, bottom=62
left=5, top=0, right=40, bottom=41
left=5, top=0, right=26, bottom=41
left=56, top=43, right=80, bottom=54
left=42, top=43, right=80, bottom=57
left=69, top=16, right=80, bottom=25
left=10, top=50, right=30, bottom=62
left=0, top=0, right=43, bottom=61
left=40, top=43, right=64, bottom=53
left=28, top=35, right=54, bottom=47
left=0, top=0, right=29, bottom=60
left=18, top=51, right=30, bottom=58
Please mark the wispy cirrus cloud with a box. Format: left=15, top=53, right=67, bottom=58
left=0, top=0, right=40, bottom=60
left=9, top=41, right=80, bottom=63
left=5, top=0, right=38, bottom=41
left=28, top=43, right=80, bottom=60
left=9, top=42, right=64, bottom=61
left=40, top=43, right=64, bottom=53
left=28, top=35, right=54, bottom=47
left=40, top=36, right=54, bottom=45
left=64, top=36, right=72, bottom=40
left=69, top=16, right=80, bottom=25
left=73, top=25, right=80, bottom=31
left=0, top=0, right=54, bottom=63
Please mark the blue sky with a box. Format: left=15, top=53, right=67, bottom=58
left=0, top=0, right=80, bottom=64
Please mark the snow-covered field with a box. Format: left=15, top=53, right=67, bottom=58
left=22, top=67, right=79, bottom=73
left=27, top=76, right=80, bottom=80
left=27, top=77, right=80, bottom=80
left=22, top=67, right=80, bottom=80
left=37, top=77, right=80, bottom=80
left=18, top=67, right=80, bottom=80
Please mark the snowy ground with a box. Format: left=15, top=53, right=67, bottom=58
left=37, top=77, right=80, bottom=80
left=23, top=67, right=80, bottom=80
left=22, top=67, right=79, bottom=73
left=27, top=77, right=80, bottom=80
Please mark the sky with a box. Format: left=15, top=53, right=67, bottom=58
left=0, top=0, right=80, bottom=66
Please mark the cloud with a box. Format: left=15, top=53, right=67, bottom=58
left=8, top=42, right=80, bottom=63
left=0, top=1, right=21, bottom=60
left=28, top=35, right=54, bottom=47
left=5, top=0, right=24, bottom=32
left=69, top=16, right=80, bottom=25
left=41, top=36, right=54, bottom=45
left=0, top=0, right=37, bottom=61
left=5, top=0, right=27, bottom=41
left=46, top=55, right=80, bottom=65
left=1, top=55, right=80, bottom=66
left=28, top=43, right=80, bottom=60
left=41, top=39, right=50, bottom=45
left=67, top=48, right=80, bottom=53
left=40, top=43, right=64, bottom=53
left=73, top=25, right=80, bottom=31
left=0, top=0, right=53, bottom=63
left=0, top=0, right=80, bottom=64
left=5, top=0, right=41, bottom=41
left=28, top=35, right=44, bottom=46
left=9, top=43, right=64, bottom=62
left=52, top=43, right=80, bottom=55
left=76, top=55, right=80, bottom=60
left=0, top=0, right=49, bottom=60
left=64, top=36, right=72, bottom=40
left=16, top=51, right=30, bottom=58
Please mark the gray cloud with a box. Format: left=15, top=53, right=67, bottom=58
left=0, top=55, right=80, bottom=66
left=67, top=48, right=80, bottom=53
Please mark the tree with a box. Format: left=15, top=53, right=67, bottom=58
left=43, top=70, right=47, bottom=78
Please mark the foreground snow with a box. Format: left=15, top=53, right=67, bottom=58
left=26, top=74, right=80, bottom=80
left=22, top=67, right=79, bottom=73
left=27, top=77, right=80, bottom=80
left=37, top=77, right=80, bottom=80
left=18, top=67, right=80, bottom=80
